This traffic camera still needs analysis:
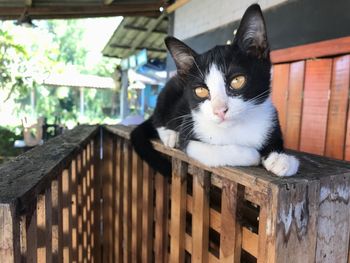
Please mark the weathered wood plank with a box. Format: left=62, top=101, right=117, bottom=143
left=169, top=159, right=188, bottom=263
left=300, top=59, right=332, bottom=155
left=316, top=174, right=350, bottom=263
left=154, top=172, right=169, bottom=263
left=62, top=169, right=70, bottom=263
left=257, top=204, right=268, bottom=263
left=37, top=194, right=46, bottom=263
left=93, top=136, right=101, bottom=263
left=82, top=149, right=88, bottom=262
left=326, top=55, right=350, bottom=159
left=114, top=138, right=124, bottom=263
left=0, top=125, right=99, bottom=205
left=123, top=140, right=132, bottom=263
left=141, top=162, right=154, bottom=263
left=70, top=159, right=78, bottom=262
left=131, top=150, right=143, bottom=263
left=27, top=201, right=38, bottom=262
left=284, top=61, right=305, bottom=150
left=271, top=63, right=290, bottom=136
left=219, top=180, right=241, bottom=262
left=51, top=179, right=59, bottom=263
left=45, top=184, right=53, bottom=263
left=77, top=154, right=83, bottom=263
left=192, top=168, right=210, bottom=263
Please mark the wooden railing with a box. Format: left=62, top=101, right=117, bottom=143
left=2, top=124, right=350, bottom=263
left=0, top=125, right=101, bottom=263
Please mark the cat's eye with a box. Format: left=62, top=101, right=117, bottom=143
left=230, top=75, right=246, bottom=90
left=194, top=87, right=210, bottom=99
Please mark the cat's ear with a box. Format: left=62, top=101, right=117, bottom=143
left=234, top=4, right=269, bottom=59
left=165, top=36, right=197, bottom=73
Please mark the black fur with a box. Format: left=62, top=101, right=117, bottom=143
left=131, top=4, right=285, bottom=176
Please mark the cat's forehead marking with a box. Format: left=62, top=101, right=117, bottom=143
left=205, top=63, right=226, bottom=102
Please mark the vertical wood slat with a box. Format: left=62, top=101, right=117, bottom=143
left=300, top=59, right=333, bottom=155
left=141, top=162, right=154, bottom=263
left=103, top=134, right=114, bottom=263
left=37, top=194, right=46, bottom=263
left=325, top=55, right=350, bottom=159
left=86, top=144, right=92, bottom=262
left=154, top=172, right=169, bottom=263
left=62, top=169, right=70, bottom=263
left=169, top=159, right=187, bottom=263
left=131, top=150, right=143, bottom=263
left=284, top=61, right=305, bottom=150
left=123, top=140, right=132, bottom=263
left=88, top=141, right=95, bottom=263
left=77, top=154, right=83, bottom=263
left=219, top=180, right=241, bottom=262
left=93, top=136, right=101, bottom=263
left=70, top=159, right=78, bottom=262
left=114, top=138, right=124, bottom=263
left=82, top=149, right=88, bottom=262
left=192, top=168, right=210, bottom=263
left=58, top=173, right=63, bottom=263
left=26, top=202, right=38, bottom=262
left=271, top=64, right=290, bottom=136
left=45, top=186, right=53, bottom=263
left=257, top=205, right=268, bottom=263
left=51, top=179, right=59, bottom=263
left=0, top=204, right=20, bottom=263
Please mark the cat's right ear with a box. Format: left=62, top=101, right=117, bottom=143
left=165, top=37, right=197, bottom=74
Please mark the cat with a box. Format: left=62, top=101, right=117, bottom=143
left=130, top=4, right=299, bottom=178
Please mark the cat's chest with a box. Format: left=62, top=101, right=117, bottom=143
left=192, top=110, right=274, bottom=148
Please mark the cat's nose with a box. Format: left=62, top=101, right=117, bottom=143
left=213, top=107, right=228, bottom=120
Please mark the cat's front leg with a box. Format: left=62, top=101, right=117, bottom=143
left=186, top=140, right=260, bottom=167
left=157, top=127, right=179, bottom=148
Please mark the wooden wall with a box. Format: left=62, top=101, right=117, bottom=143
left=270, top=36, right=350, bottom=160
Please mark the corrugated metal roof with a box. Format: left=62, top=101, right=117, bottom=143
left=0, top=0, right=167, bottom=20
left=102, top=14, right=168, bottom=60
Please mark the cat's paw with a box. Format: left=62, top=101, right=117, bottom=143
left=157, top=127, right=178, bottom=148
left=262, top=152, right=299, bottom=177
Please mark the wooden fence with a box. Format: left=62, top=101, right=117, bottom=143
left=270, top=36, right=350, bottom=160
left=0, top=125, right=101, bottom=263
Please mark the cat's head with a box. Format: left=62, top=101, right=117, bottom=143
left=165, top=4, right=271, bottom=127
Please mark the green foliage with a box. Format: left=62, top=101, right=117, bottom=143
left=0, top=127, right=22, bottom=158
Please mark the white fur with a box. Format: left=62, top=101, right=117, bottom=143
left=262, top=152, right=299, bottom=177
left=205, top=64, right=227, bottom=111
left=186, top=140, right=260, bottom=167
left=157, top=127, right=178, bottom=148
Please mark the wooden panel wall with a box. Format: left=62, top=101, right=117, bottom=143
left=271, top=54, right=350, bottom=160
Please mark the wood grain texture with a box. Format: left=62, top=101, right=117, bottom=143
left=325, top=55, right=350, bottom=159
left=271, top=36, right=350, bottom=64
left=169, top=159, right=188, bottom=263
left=141, top=162, right=154, bottom=263
left=0, top=204, right=17, bottom=263
left=37, top=194, right=46, bottom=263
left=123, top=141, right=132, bottom=263
left=192, top=168, right=210, bottom=263
left=284, top=61, right=305, bottom=150
left=300, top=59, right=332, bottom=155
left=271, top=63, right=290, bottom=136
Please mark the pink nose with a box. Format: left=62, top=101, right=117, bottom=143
left=214, top=107, right=228, bottom=120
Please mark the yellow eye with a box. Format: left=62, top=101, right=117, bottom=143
left=230, top=75, right=246, bottom=90
left=194, top=87, right=210, bottom=98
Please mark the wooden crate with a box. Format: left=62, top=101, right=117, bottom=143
left=104, top=125, right=350, bottom=263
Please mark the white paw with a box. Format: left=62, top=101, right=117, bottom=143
left=157, top=127, right=178, bottom=148
left=262, top=152, right=299, bottom=177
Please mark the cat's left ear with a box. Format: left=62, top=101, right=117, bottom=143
left=234, top=4, right=269, bottom=59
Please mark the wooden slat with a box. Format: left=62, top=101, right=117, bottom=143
left=62, top=169, right=70, bottom=263
left=141, top=162, right=154, bottom=263
left=114, top=139, right=124, bottom=262
left=271, top=36, right=350, bottom=64
left=86, top=144, right=92, bottom=262
left=37, top=194, right=46, bottom=263
left=154, top=172, right=169, bottom=263
left=45, top=187, right=53, bottom=263
left=192, top=168, right=210, bottom=263
left=0, top=204, right=19, bottom=263
left=322, top=55, right=350, bottom=159
left=219, top=180, right=241, bottom=262
left=93, top=136, right=101, bottom=263
left=271, top=63, right=290, bottom=136
left=70, top=159, right=78, bottom=262
left=82, top=149, right=88, bottom=262
left=123, top=140, right=132, bottom=263
left=284, top=61, right=305, bottom=150
left=58, top=173, right=63, bottom=263
left=169, top=159, right=188, bottom=262
left=131, top=150, right=143, bottom=263
left=27, top=201, right=38, bottom=262
left=257, top=205, right=268, bottom=263
left=102, top=135, right=114, bottom=263
left=300, top=59, right=333, bottom=155
left=242, top=227, right=258, bottom=258
left=77, top=154, right=83, bottom=263
left=51, top=179, right=59, bottom=263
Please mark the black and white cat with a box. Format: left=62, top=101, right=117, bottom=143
left=131, top=4, right=299, bottom=177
